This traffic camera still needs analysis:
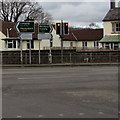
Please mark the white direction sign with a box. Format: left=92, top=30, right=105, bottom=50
left=20, top=33, right=32, bottom=40
left=38, top=33, right=52, bottom=40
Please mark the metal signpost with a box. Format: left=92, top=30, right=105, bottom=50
left=16, top=22, right=34, bottom=64
left=38, top=24, right=53, bottom=64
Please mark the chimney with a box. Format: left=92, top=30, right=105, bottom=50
left=110, top=0, right=115, bottom=9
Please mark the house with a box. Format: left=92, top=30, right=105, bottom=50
left=0, top=20, right=61, bottom=51
left=100, top=0, right=120, bottom=50
left=0, top=20, right=103, bottom=51
left=61, top=28, right=103, bottom=51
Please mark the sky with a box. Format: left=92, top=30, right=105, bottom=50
left=38, top=0, right=120, bottom=28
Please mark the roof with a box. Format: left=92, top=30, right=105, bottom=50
left=103, top=8, right=120, bottom=21
left=1, top=20, right=19, bottom=37
left=61, top=29, right=103, bottom=41
left=99, top=35, right=120, bottom=43
left=2, top=37, right=20, bottom=40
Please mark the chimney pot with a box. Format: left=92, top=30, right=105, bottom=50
left=110, top=0, right=115, bottom=9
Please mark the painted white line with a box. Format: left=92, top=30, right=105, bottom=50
left=38, top=115, right=44, bottom=118
left=58, top=114, right=64, bottom=117
left=16, top=115, right=22, bottom=118
left=98, top=111, right=104, bottom=115
left=78, top=113, right=85, bottom=116
left=18, top=78, right=28, bottom=80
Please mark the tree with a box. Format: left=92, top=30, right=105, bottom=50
left=0, top=0, right=52, bottom=24
left=89, top=22, right=100, bottom=29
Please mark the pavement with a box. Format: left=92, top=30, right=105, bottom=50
left=1, top=63, right=119, bottom=68
left=2, top=66, right=118, bottom=118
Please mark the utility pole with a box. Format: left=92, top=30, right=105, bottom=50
left=61, top=20, right=64, bottom=63
left=20, top=35, right=23, bottom=64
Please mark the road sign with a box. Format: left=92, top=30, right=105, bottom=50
left=38, top=33, right=52, bottom=40
left=20, top=33, right=33, bottom=40
left=39, top=25, right=53, bottom=33
left=16, top=22, right=34, bottom=33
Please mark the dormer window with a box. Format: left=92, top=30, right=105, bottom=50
left=112, top=22, right=120, bottom=33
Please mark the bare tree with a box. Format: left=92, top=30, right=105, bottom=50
left=0, top=0, right=52, bottom=24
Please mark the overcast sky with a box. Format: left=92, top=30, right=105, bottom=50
left=39, top=0, right=120, bottom=28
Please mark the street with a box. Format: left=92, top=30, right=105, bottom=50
left=2, top=66, right=118, bottom=118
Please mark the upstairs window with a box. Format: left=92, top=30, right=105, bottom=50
left=112, top=22, right=120, bottom=33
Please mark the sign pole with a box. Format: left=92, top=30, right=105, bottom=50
left=20, top=35, right=23, bottom=64
left=49, top=34, right=53, bottom=64
left=38, top=24, right=53, bottom=64
left=29, top=40, right=31, bottom=64
left=39, top=40, right=41, bottom=64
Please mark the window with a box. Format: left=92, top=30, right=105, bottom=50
left=6, top=40, right=20, bottom=49
left=70, top=42, right=73, bottom=47
left=82, top=41, right=87, bottom=48
left=116, top=23, right=120, bottom=32
left=112, top=22, right=120, bottom=33
left=104, top=43, right=109, bottom=49
left=94, top=41, right=99, bottom=47
left=27, top=40, right=34, bottom=49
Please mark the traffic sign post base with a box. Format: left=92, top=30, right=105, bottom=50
left=48, top=54, right=52, bottom=64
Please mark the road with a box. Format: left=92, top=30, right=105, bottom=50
left=2, top=66, right=118, bottom=118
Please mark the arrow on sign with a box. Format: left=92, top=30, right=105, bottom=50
left=15, top=22, right=34, bottom=33
left=16, top=22, right=20, bottom=33
left=39, top=25, right=53, bottom=33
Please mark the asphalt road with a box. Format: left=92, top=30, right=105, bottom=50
left=2, top=66, right=118, bottom=118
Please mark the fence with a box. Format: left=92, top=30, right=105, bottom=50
left=1, top=50, right=120, bottom=64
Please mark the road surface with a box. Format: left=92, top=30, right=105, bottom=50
left=2, top=66, right=118, bottom=118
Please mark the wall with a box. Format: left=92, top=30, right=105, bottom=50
left=103, top=21, right=120, bottom=36
left=0, top=32, right=6, bottom=51
left=63, top=41, right=76, bottom=48
left=103, top=22, right=112, bottom=36
left=1, top=50, right=119, bottom=64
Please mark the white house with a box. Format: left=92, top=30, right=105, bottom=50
left=0, top=20, right=103, bottom=51
left=61, top=28, right=103, bottom=51
left=100, top=0, right=120, bottom=50
left=0, top=20, right=61, bottom=51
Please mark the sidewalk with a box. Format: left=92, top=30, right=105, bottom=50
left=1, top=63, right=119, bottom=67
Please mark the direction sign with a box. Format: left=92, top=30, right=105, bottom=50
left=16, top=22, right=34, bottom=33
left=39, top=25, right=53, bottom=33
left=38, top=33, right=52, bottom=40
left=20, top=33, right=32, bottom=40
